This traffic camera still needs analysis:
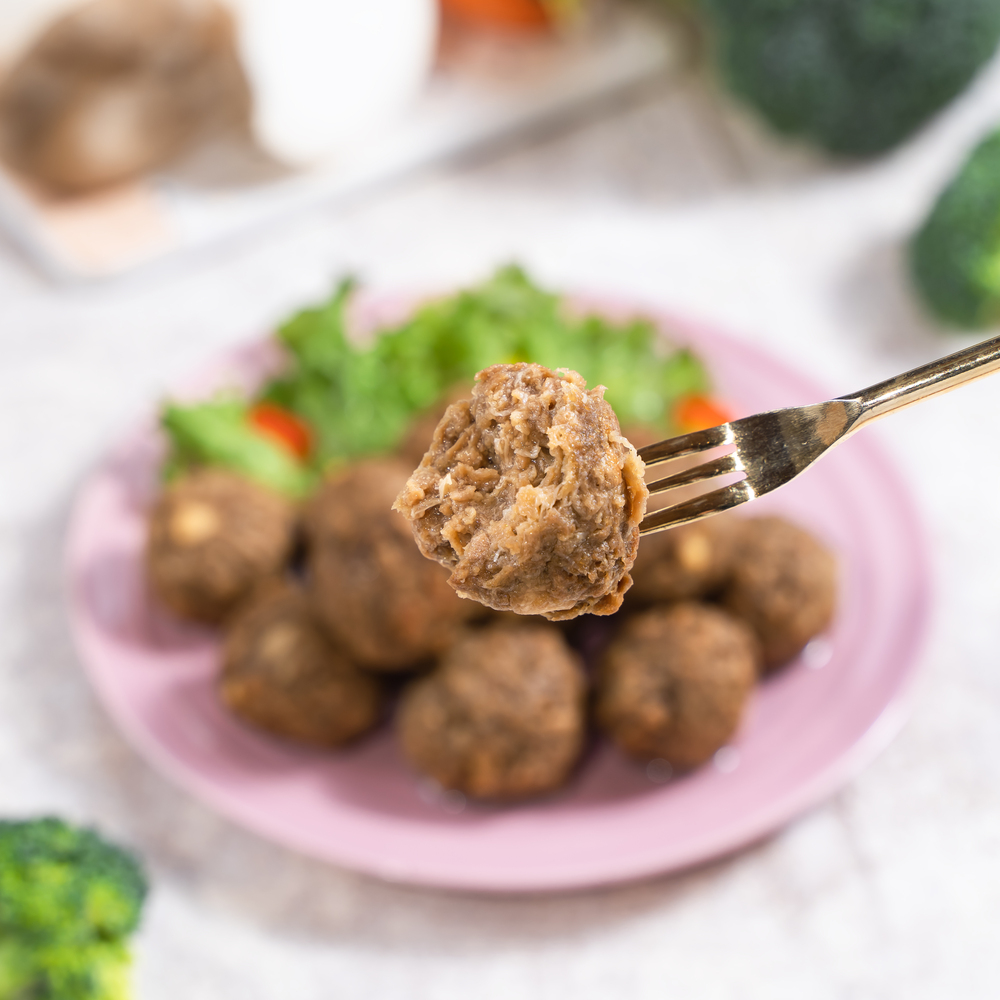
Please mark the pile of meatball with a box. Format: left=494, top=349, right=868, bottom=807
left=147, top=450, right=836, bottom=802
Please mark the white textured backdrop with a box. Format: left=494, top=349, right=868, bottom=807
left=3, top=44, right=1000, bottom=1000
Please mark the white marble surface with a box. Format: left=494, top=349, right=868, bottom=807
left=4, top=40, right=1000, bottom=1000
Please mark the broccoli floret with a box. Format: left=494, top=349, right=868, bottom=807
left=697, top=0, right=1000, bottom=157
left=0, top=818, right=147, bottom=1000
left=0, top=938, right=131, bottom=1000
left=910, top=130, right=1000, bottom=328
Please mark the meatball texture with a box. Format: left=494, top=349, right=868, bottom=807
left=305, top=459, right=478, bottom=671
left=398, top=623, right=586, bottom=799
left=629, top=514, right=743, bottom=605
left=146, top=468, right=296, bottom=624
left=220, top=583, right=382, bottom=747
left=721, top=517, right=837, bottom=671
left=595, top=603, right=759, bottom=769
left=394, top=363, right=648, bottom=621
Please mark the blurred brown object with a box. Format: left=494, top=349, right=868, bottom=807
left=595, top=603, right=758, bottom=769
left=398, top=622, right=585, bottom=798
left=722, top=517, right=837, bottom=672
left=0, top=0, right=248, bottom=194
left=629, top=514, right=743, bottom=605
left=220, top=582, right=383, bottom=748
left=146, top=467, right=296, bottom=625
left=304, top=458, right=479, bottom=671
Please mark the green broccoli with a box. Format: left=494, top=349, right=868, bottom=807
left=910, top=129, right=1000, bottom=328
left=696, top=0, right=1000, bottom=157
left=0, top=818, right=148, bottom=1000
left=0, top=939, right=132, bottom=1000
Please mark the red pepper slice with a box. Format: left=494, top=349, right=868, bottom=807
left=673, top=395, right=733, bottom=434
left=248, top=402, right=313, bottom=460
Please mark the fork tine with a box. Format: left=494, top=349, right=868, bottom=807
left=639, top=480, right=755, bottom=536
left=637, top=423, right=733, bottom=470
left=647, top=452, right=744, bottom=497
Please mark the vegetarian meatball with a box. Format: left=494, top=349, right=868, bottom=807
left=721, top=517, right=837, bottom=671
left=629, top=514, right=743, bottom=605
left=305, top=459, right=478, bottom=671
left=220, top=583, right=382, bottom=747
left=595, top=603, right=759, bottom=770
left=393, top=363, right=648, bottom=621
left=146, top=468, right=296, bottom=624
left=397, top=623, right=586, bottom=799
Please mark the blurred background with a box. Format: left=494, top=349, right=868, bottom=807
left=3, top=0, right=1000, bottom=997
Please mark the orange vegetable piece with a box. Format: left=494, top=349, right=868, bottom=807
left=441, top=0, right=550, bottom=32
left=249, top=402, right=313, bottom=460
left=673, top=395, right=733, bottom=434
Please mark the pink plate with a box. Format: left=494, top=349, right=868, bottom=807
left=66, top=310, right=931, bottom=893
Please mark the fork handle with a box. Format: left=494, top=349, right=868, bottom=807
left=849, top=333, right=1000, bottom=422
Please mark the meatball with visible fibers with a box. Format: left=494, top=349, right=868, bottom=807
left=721, top=516, right=837, bottom=671
left=146, top=468, right=296, bottom=624
left=393, top=363, right=648, bottom=621
left=628, top=514, right=743, bottom=606
left=595, top=603, right=759, bottom=770
left=220, top=583, right=382, bottom=747
left=305, top=459, right=479, bottom=671
left=398, top=623, right=586, bottom=799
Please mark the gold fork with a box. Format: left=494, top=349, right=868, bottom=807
left=638, top=334, right=1000, bottom=536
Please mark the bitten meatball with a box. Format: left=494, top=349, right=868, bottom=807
left=629, top=514, right=743, bottom=605
left=595, top=603, right=759, bottom=770
left=721, top=517, right=837, bottom=671
left=146, top=468, right=296, bottom=624
left=397, top=623, right=586, bottom=799
left=305, top=459, right=478, bottom=671
left=393, top=363, right=648, bottom=621
left=220, top=583, right=382, bottom=747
